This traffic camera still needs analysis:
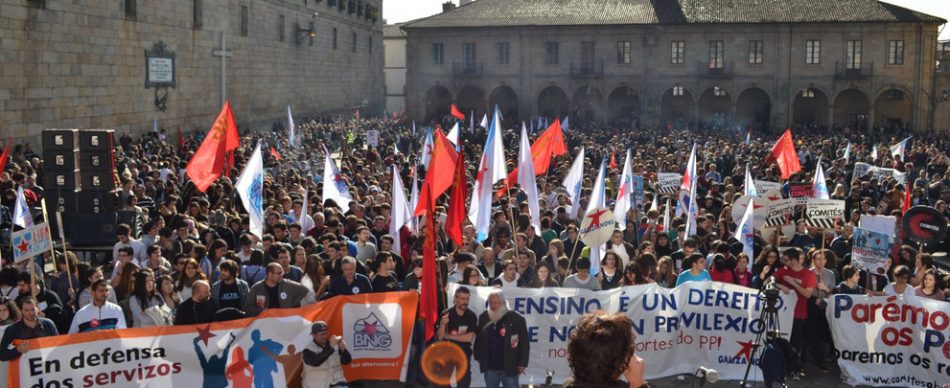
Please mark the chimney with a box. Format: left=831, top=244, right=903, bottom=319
left=442, top=1, right=456, bottom=12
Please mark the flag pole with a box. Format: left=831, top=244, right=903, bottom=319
left=504, top=181, right=519, bottom=258
left=54, top=209, right=74, bottom=292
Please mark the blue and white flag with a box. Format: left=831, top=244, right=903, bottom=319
left=390, top=166, right=412, bottom=256
left=812, top=157, right=830, bottom=200
left=562, top=147, right=585, bottom=220
left=469, top=105, right=507, bottom=241
left=889, top=136, right=912, bottom=161
left=287, top=105, right=296, bottom=147
left=584, top=159, right=607, bottom=275
left=734, top=197, right=755, bottom=264
left=13, top=186, right=33, bottom=228
left=744, top=165, right=758, bottom=197
left=562, top=116, right=570, bottom=131
left=235, top=144, right=264, bottom=239
left=322, top=145, right=353, bottom=214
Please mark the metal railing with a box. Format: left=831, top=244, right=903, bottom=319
left=453, top=62, right=483, bottom=77
left=834, top=61, right=874, bottom=79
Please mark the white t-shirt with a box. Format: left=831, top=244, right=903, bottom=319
left=883, top=283, right=914, bottom=296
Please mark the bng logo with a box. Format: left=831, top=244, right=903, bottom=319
left=353, top=312, right=392, bottom=350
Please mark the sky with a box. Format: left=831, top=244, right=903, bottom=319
left=383, top=0, right=949, bottom=40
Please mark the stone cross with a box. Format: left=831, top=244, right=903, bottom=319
left=211, top=32, right=233, bottom=107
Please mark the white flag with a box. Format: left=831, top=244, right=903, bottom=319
left=871, top=144, right=879, bottom=160
left=287, top=105, right=296, bottom=147
left=842, top=143, right=851, bottom=161
left=468, top=106, right=507, bottom=241
left=518, top=125, right=541, bottom=235
left=562, top=147, right=586, bottom=220
left=479, top=113, right=488, bottom=129
left=650, top=192, right=658, bottom=212
left=236, top=144, right=264, bottom=239
left=447, top=122, right=460, bottom=147
left=584, top=160, right=607, bottom=275
left=13, top=186, right=33, bottom=228
left=322, top=145, right=353, bottom=213
left=890, top=136, right=912, bottom=160
left=734, top=196, right=755, bottom=263
left=419, top=129, right=433, bottom=169
left=662, top=198, right=671, bottom=233
left=390, top=166, right=412, bottom=256
left=812, top=157, right=830, bottom=199
left=298, top=189, right=314, bottom=233
left=408, top=167, right=420, bottom=234
left=744, top=165, right=758, bottom=197
left=614, top=149, right=634, bottom=229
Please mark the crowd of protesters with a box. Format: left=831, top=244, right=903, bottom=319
left=0, top=111, right=949, bottom=386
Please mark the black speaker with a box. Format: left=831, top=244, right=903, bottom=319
left=80, top=171, right=116, bottom=191
left=44, top=169, right=81, bottom=190
left=116, top=210, right=143, bottom=238
left=43, top=149, right=79, bottom=171
left=79, top=152, right=113, bottom=172
left=69, top=213, right=118, bottom=246
left=77, top=191, right=116, bottom=214
left=42, top=129, right=79, bottom=151
left=78, top=129, right=114, bottom=152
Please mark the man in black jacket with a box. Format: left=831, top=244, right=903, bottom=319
left=473, top=289, right=529, bottom=388
left=0, top=296, right=59, bottom=361
left=174, top=280, right=215, bottom=325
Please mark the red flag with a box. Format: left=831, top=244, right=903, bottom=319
left=0, top=138, right=11, bottom=175
left=414, top=129, right=459, bottom=215
left=767, top=129, right=802, bottom=180
left=450, top=104, right=465, bottom=120
left=499, top=119, right=567, bottom=195
left=609, top=151, right=617, bottom=170
left=902, top=185, right=912, bottom=214
left=445, top=150, right=467, bottom=245
left=420, top=190, right=438, bottom=341
left=270, top=147, right=282, bottom=161
left=185, top=101, right=240, bottom=192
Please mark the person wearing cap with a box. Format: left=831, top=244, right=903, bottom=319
left=302, top=321, right=351, bottom=388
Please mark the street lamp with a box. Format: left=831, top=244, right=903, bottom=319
left=296, top=12, right=319, bottom=46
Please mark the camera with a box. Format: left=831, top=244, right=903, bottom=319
left=761, top=277, right=781, bottom=312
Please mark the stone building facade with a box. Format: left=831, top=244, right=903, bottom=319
left=0, top=0, right=384, bottom=142
left=384, top=22, right=407, bottom=114
left=403, top=0, right=946, bottom=132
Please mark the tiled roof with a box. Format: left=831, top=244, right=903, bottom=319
left=403, top=0, right=945, bottom=29
left=384, top=22, right=408, bottom=38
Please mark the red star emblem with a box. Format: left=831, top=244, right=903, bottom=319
left=196, top=324, right=216, bottom=345
left=363, top=322, right=378, bottom=336
left=16, top=239, right=29, bottom=253
left=587, top=209, right=609, bottom=225
left=736, top=340, right=756, bottom=360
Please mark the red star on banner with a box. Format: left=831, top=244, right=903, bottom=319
left=587, top=209, right=610, bottom=226
left=196, top=324, right=216, bottom=345
left=735, top=339, right=756, bottom=361
left=16, top=239, right=29, bottom=254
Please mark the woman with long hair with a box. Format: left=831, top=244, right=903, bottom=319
left=293, top=246, right=308, bottom=270
left=157, top=274, right=180, bottom=313
left=752, top=245, right=782, bottom=289
left=599, top=251, right=622, bottom=290
left=655, top=256, right=677, bottom=288
left=733, top=253, right=753, bottom=287
left=114, top=264, right=139, bottom=301
left=0, top=298, right=20, bottom=326
left=461, top=265, right=486, bottom=286
left=78, top=266, right=118, bottom=308
left=129, top=269, right=171, bottom=327
left=654, top=233, right=674, bottom=258
left=530, top=264, right=560, bottom=288
left=914, top=270, right=946, bottom=301
left=301, top=254, right=329, bottom=298
left=540, top=239, right=567, bottom=275
left=176, top=258, right=207, bottom=302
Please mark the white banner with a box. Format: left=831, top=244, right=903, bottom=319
left=828, top=294, right=950, bottom=387
left=448, top=283, right=796, bottom=385
left=657, top=173, right=682, bottom=194
left=754, top=180, right=783, bottom=193
left=854, top=162, right=907, bottom=185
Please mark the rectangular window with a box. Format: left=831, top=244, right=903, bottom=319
left=352, top=32, right=357, bottom=52
left=463, top=43, right=477, bottom=68
left=369, top=36, right=372, bottom=55
left=748, top=40, right=763, bottom=64
left=806, top=40, right=820, bottom=64
left=617, top=41, right=631, bottom=64
left=278, top=15, right=285, bottom=42
left=192, top=0, right=203, bottom=29
left=124, top=0, right=136, bottom=19
left=708, top=40, right=724, bottom=69
left=888, top=40, right=904, bottom=65
left=545, top=41, right=559, bottom=65
left=241, top=6, right=249, bottom=36
left=671, top=41, right=685, bottom=64
left=432, top=43, right=444, bottom=65
left=847, top=40, right=862, bottom=69
left=580, top=41, right=596, bottom=69
left=497, top=42, right=510, bottom=65
left=332, top=27, right=337, bottom=49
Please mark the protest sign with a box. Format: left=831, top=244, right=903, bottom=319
left=10, top=292, right=418, bottom=388
left=851, top=227, right=892, bottom=274
left=764, top=199, right=796, bottom=227
left=902, top=206, right=948, bottom=245
left=754, top=180, right=783, bottom=193
left=861, top=215, right=897, bottom=238
left=579, top=207, right=615, bottom=247
left=11, top=222, right=52, bottom=263
left=366, top=130, right=380, bottom=147
left=853, top=162, right=907, bottom=185
left=828, top=294, right=950, bottom=387
left=789, top=183, right=813, bottom=205
left=805, top=199, right=844, bottom=229
left=448, top=283, right=796, bottom=385
left=657, top=173, right=681, bottom=194
left=731, top=195, right=769, bottom=226
left=632, top=175, right=645, bottom=210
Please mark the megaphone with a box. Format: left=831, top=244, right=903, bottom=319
left=421, top=341, right=469, bottom=386
left=696, top=366, right=719, bottom=385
